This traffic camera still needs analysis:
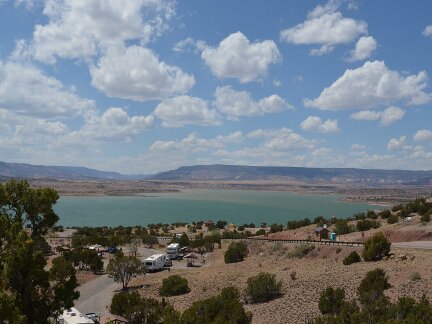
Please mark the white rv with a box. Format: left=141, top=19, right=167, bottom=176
left=58, top=307, right=94, bottom=324
left=166, top=243, right=180, bottom=259
left=144, top=254, right=166, bottom=272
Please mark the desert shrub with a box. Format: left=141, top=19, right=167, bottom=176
left=410, top=272, right=421, bottom=282
left=270, top=223, right=284, bottom=233
left=378, top=209, right=391, bottom=219
left=343, top=251, right=361, bottom=265
left=366, top=210, right=378, bottom=219
left=245, top=272, right=282, bottom=303
left=290, top=271, right=297, bottom=280
left=255, top=229, right=266, bottom=236
left=421, top=213, right=430, bottom=223
left=224, top=241, right=248, bottom=263
left=318, top=287, right=346, bottom=315
left=287, top=218, right=311, bottom=230
left=111, top=291, right=178, bottom=323
left=353, top=212, right=367, bottom=220
left=356, top=219, right=380, bottom=232
left=182, top=287, right=252, bottom=324
left=289, top=244, right=315, bottom=258
left=159, top=275, right=191, bottom=297
left=392, top=204, right=404, bottom=212
left=387, top=214, right=399, bottom=224
left=334, top=219, right=351, bottom=235
left=362, top=232, right=391, bottom=261
left=335, top=247, right=342, bottom=254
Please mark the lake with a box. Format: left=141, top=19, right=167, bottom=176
left=54, top=189, right=384, bottom=227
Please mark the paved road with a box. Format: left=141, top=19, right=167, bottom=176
left=75, top=247, right=161, bottom=316
left=393, top=241, right=432, bottom=250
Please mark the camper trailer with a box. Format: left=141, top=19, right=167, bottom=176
left=144, top=254, right=166, bottom=272
left=58, top=307, right=94, bottom=324
left=166, top=243, right=180, bottom=259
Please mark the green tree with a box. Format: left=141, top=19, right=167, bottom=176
left=107, top=252, right=147, bottom=289
left=362, top=232, right=391, bottom=261
left=182, top=287, right=252, bottom=324
left=245, top=272, right=282, bottom=303
left=334, top=219, right=351, bottom=235
left=159, top=275, right=191, bottom=297
left=111, top=291, right=167, bottom=324
left=318, top=287, right=346, bottom=315
left=224, top=241, right=248, bottom=263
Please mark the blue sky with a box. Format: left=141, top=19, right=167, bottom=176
left=0, top=0, right=431, bottom=174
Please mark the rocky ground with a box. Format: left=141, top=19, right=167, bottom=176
left=130, top=240, right=432, bottom=324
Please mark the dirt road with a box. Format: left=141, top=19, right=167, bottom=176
left=75, top=247, right=161, bottom=316
left=393, top=241, right=432, bottom=250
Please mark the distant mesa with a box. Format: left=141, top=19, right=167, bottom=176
left=0, top=161, right=431, bottom=185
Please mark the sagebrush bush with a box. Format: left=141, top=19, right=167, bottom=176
left=343, top=251, right=361, bottom=265
left=410, top=272, right=421, bottom=282
left=224, top=241, right=248, bottom=263
left=362, top=232, right=391, bottom=261
left=159, top=275, right=190, bottom=297
left=356, top=219, right=380, bottom=232
left=288, top=244, right=315, bottom=258
left=421, top=214, right=430, bottom=223
left=387, top=214, right=399, bottom=224
left=245, top=272, right=282, bottom=303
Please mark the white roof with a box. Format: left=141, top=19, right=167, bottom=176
left=145, top=254, right=165, bottom=261
left=58, top=308, right=94, bottom=324
left=167, top=243, right=180, bottom=248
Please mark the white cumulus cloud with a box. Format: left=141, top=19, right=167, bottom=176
left=300, top=116, right=340, bottom=133
left=304, top=61, right=431, bottom=110
left=280, top=1, right=367, bottom=56
left=414, top=129, right=432, bottom=142
left=0, top=61, right=93, bottom=118
left=213, top=86, right=291, bottom=119
left=90, top=45, right=195, bottom=101
left=350, top=106, right=405, bottom=126
left=387, top=136, right=408, bottom=151
left=347, top=36, right=377, bottom=61
left=201, top=32, right=281, bottom=83
left=153, top=95, right=221, bottom=127
left=20, top=0, right=175, bottom=63
left=423, top=25, right=432, bottom=38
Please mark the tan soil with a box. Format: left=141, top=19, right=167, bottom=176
left=130, top=241, right=432, bottom=324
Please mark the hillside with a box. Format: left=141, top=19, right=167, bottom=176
left=0, top=161, right=137, bottom=180
left=151, top=164, right=432, bottom=184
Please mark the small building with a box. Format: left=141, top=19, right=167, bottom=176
left=314, top=226, right=329, bottom=240
left=58, top=307, right=94, bottom=324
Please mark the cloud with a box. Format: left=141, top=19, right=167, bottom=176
left=213, top=86, right=291, bottom=119
left=246, top=127, right=317, bottom=150
left=414, top=129, right=432, bottom=142
left=153, top=95, right=221, bottom=127
left=150, top=131, right=243, bottom=152
left=379, top=106, right=405, bottom=126
left=280, top=0, right=367, bottom=56
left=350, top=106, right=405, bottom=126
left=304, top=61, right=431, bottom=110
left=347, top=36, right=377, bottom=61
left=0, top=61, right=93, bottom=118
left=65, top=107, right=154, bottom=143
left=387, top=136, right=409, bottom=151
left=351, top=144, right=367, bottom=150
left=201, top=32, right=281, bottom=83
left=21, top=0, right=175, bottom=63
left=423, top=25, right=432, bottom=38
left=90, top=45, right=195, bottom=101
left=300, top=116, right=340, bottom=133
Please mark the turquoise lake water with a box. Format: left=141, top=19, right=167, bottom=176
left=54, top=189, right=384, bottom=227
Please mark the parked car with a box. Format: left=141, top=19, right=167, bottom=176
left=106, top=246, right=118, bottom=254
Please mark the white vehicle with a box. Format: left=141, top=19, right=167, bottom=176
left=144, top=254, right=166, bottom=272
left=166, top=243, right=180, bottom=259
left=58, top=307, right=94, bottom=324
